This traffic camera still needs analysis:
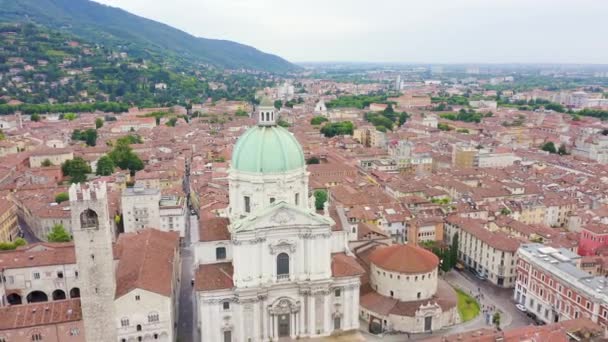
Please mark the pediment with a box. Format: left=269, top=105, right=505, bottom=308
left=231, top=201, right=333, bottom=232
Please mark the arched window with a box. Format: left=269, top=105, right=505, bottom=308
left=277, top=253, right=289, bottom=277
left=80, top=209, right=99, bottom=229
left=148, top=312, right=159, bottom=323
left=136, top=324, right=142, bottom=332
left=120, top=318, right=129, bottom=327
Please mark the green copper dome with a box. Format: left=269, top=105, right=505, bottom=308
left=232, top=125, right=305, bottom=173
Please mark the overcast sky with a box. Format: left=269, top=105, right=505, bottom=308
left=94, top=0, right=607, bottom=64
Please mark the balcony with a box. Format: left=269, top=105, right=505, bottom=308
left=277, top=274, right=290, bottom=282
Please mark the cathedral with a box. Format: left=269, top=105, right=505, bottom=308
left=194, top=98, right=364, bottom=341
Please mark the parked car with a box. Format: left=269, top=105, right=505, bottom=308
left=515, top=304, right=527, bottom=312
left=471, top=269, right=487, bottom=281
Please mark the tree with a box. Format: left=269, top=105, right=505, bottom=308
left=320, top=121, right=354, bottom=137
left=438, top=123, right=452, bottom=131
left=117, top=134, right=143, bottom=145
left=47, top=224, right=71, bottom=242
left=108, top=140, right=144, bottom=175
left=541, top=141, right=557, bottom=154
left=96, top=155, right=115, bottom=176
left=398, top=112, right=409, bottom=126
left=0, top=238, right=26, bottom=251
left=166, top=117, right=178, bottom=127
left=450, top=233, right=459, bottom=269
left=500, top=208, right=511, bottom=216
left=310, top=116, right=328, bottom=125
left=0, top=129, right=4, bottom=140
left=274, top=100, right=283, bottom=110
left=61, top=157, right=92, bottom=183
left=314, top=190, right=328, bottom=211
left=55, top=192, right=69, bottom=203
left=306, top=157, right=320, bottom=165
left=41, top=159, right=53, bottom=167
left=30, top=113, right=41, bottom=122
left=63, top=113, right=77, bottom=121
left=492, top=312, right=501, bottom=330
left=95, top=117, right=104, bottom=129
left=72, top=129, right=97, bottom=147
left=235, top=109, right=249, bottom=117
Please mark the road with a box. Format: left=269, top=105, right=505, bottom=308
left=178, top=242, right=195, bottom=342
left=18, top=217, right=41, bottom=243
left=444, top=270, right=534, bottom=330
left=177, top=155, right=199, bottom=342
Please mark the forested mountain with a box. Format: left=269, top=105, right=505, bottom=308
left=0, top=0, right=296, bottom=73
left=0, top=23, right=276, bottom=110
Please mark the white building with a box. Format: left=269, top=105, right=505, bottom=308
left=572, top=134, right=608, bottom=165
left=159, top=195, right=188, bottom=237
left=121, top=186, right=161, bottom=233
left=445, top=216, right=520, bottom=288
left=421, top=114, right=438, bottom=128
left=314, top=99, right=327, bottom=115
left=114, top=229, right=181, bottom=342
left=194, top=99, right=364, bottom=341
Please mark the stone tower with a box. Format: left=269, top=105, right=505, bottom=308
left=69, top=182, right=117, bottom=342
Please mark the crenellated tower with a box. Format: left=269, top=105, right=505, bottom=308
left=69, top=182, right=117, bottom=342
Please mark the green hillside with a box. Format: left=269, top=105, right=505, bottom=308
left=0, top=23, right=275, bottom=109
left=0, top=0, right=296, bottom=73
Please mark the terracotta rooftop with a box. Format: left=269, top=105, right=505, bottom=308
left=200, top=217, right=231, bottom=241
left=361, top=279, right=457, bottom=317
left=369, top=244, right=438, bottom=274
left=195, top=262, right=234, bottom=292
left=0, top=243, right=76, bottom=269
left=114, top=229, right=180, bottom=299
left=331, top=253, right=366, bottom=278
left=0, top=299, right=82, bottom=330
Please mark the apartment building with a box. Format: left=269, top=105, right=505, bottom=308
left=515, top=243, right=608, bottom=326
left=445, top=216, right=521, bottom=287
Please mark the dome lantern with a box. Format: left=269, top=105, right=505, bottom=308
left=257, top=96, right=276, bottom=127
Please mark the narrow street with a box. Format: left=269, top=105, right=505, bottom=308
left=177, top=156, right=198, bottom=342
left=18, top=217, right=40, bottom=243
left=178, top=243, right=195, bottom=342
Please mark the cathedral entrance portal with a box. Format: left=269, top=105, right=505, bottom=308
left=269, top=297, right=300, bottom=339
left=278, top=314, right=290, bottom=337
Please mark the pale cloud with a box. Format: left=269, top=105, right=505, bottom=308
left=94, top=0, right=608, bottom=64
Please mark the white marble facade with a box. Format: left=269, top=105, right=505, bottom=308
left=196, top=103, right=361, bottom=342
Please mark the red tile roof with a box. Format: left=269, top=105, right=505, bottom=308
left=115, top=229, right=180, bottom=299
left=331, top=253, right=365, bottom=278
left=0, top=299, right=82, bottom=330
left=200, top=217, right=231, bottom=241
left=195, top=262, right=234, bottom=291
left=369, top=244, right=438, bottom=274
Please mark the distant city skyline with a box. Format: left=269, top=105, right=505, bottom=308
left=94, top=0, right=606, bottom=64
